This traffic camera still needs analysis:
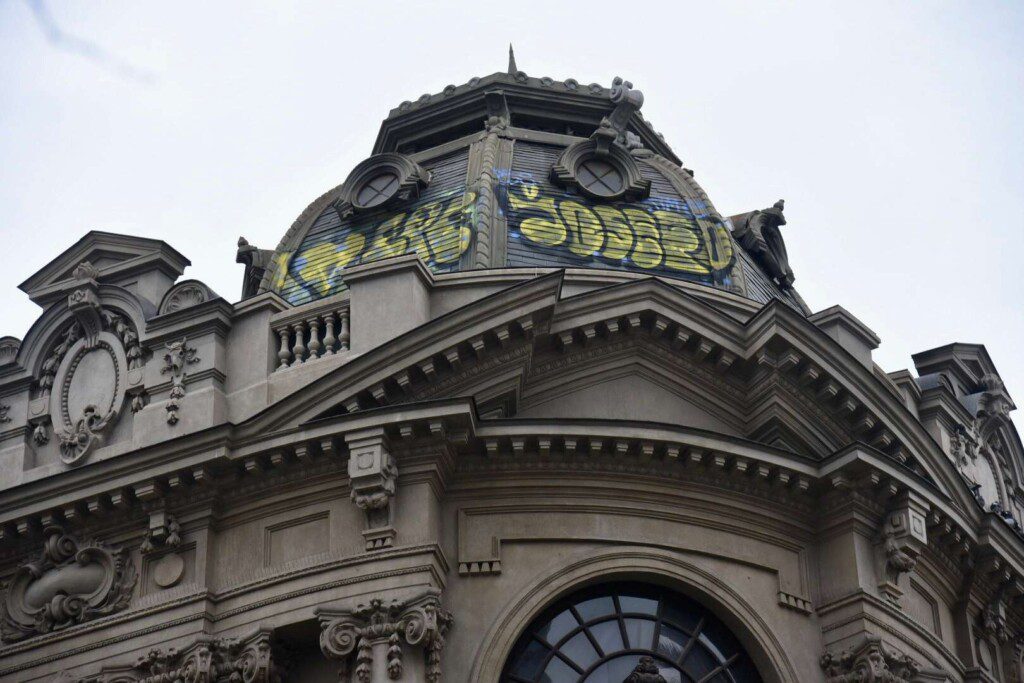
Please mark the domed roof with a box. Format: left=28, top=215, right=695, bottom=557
left=257, top=57, right=806, bottom=313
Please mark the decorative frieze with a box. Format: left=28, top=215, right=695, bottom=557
left=0, top=525, right=137, bottom=642
left=318, top=588, right=452, bottom=683
left=820, top=635, right=921, bottom=682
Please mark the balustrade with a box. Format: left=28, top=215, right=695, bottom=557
left=271, top=298, right=350, bottom=370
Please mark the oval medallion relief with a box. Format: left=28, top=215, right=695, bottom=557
left=65, top=346, right=118, bottom=426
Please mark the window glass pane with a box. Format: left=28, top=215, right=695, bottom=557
left=538, top=610, right=579, bottom=645
left=699, top=618, right=742, bottom=660
left=681, top=643, right=719, bottom=681
left=583, top=654, right=641, bottom=683
left=541, top=655, right=578, bottom=683
left=560, top=631, right=599, bottom=668
left=623, top=618, right=656, bottom=649
left=575, top=596, right=615, bottom=621
left=655, top=624, right=688, bottom=662
left=662, top=600, right=702, bottom=634
left=619, top=595, right=659, bottom=616
left=510, top=639, right=550, bottom=679
left=589, top=619, right=624, bottom=653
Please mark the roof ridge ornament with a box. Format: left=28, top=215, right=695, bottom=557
left=591, top=76, right=644, bottom=156
left=507, top=43, right=517, bottom=75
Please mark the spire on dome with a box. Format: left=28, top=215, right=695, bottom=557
left=507, top=44, right=518, bottom=75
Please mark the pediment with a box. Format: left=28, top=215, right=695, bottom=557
left=18, top=231, right=189, bottom=307
left=248, top=271, right=986, bottom=518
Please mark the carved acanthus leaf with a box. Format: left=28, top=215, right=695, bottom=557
left=820, top=636, right=921, bottom=682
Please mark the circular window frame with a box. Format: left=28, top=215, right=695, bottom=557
left=550, top=139, right=651, bottom=203
left=334, top=153, right=431, bottom=217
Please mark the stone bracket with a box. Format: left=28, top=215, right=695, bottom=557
left=345, top=429, right=398, bottom=551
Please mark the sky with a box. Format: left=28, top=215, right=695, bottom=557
left=0, top=1, right=1022, bottom=432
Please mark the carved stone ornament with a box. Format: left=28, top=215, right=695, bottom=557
left=78, top=628, right=287, bottom=683
left=334, top=153, right=431, bottom=218
left=550, top=78, right=651, bottom=202
left=730, top=200, right=794, bottom=288
left=236, top=237, right=275, bottom=299
left=625, top=655, right=668, bottom=682
left=0, top=403, right=9, bottom=424
left=979, top=595, right=1012, bottom=644
left=0, top=335, right=20, bottom=365
left=161, top=337, right=199, bottom=425
left=318, top=588, right=453, bottom=683
left=158, top=279, right=216, bottom=315
left=876, top=498, right=927, bottom=606
left=949, top=373, right=1015, bottom=510
left=32, top=290, right=144, bottom=463
left=820, top=635, right=921, bottom=682
left=346, top=431, right=399, bottom=550
left=0, top=525, right=137, bottom=642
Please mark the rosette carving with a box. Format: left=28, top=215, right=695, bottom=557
left=318, top=588, right=452, bottom=682
left=0, top=525, right=137, bottom=642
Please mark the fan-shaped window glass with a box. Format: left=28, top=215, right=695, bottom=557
left=577, top=158, right=624, bottom=197
left=503, top=582, right=762, bottom=682
left=355, top=171, right=400, bottom=208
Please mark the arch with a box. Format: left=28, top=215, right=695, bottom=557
left=469, top=547, right=799, bottom=683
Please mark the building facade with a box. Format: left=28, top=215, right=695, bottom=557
left=0, top=60, right=1022, bottom=682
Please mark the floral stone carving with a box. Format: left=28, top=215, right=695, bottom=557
left=820, top=636, right=921, bottom=682
left=318, top=588, right=453, bottom=682
left=161, top=337, right=199, bottom=425
left=0, top=525, right=137, bottom=642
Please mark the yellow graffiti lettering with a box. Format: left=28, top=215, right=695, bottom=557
left=622, top=208, right=663, bottom=269
left=508, top=183, right=566, bottom=247
left=558, top=200, right=604, bottom=257
left=426, top=196, right=472, bottom=264
left=702, top=222, right=734, bottom=271
left=593, top=206, right=634, bottom=261
left=401, top=201, right=443, bottom=262
left=654, top=210, right=707, bottom=274
left=296, top=238, right=365, bottom=294
left=364, top=213, right=409, bottom=262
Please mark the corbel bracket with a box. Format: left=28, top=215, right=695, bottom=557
left=345, top=429, right=398, bottom=551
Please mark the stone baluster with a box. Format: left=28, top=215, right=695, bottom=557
left=292, top=322, right=307, bottom=364
left=322, top=311, right=337, bottom=355
left=276, top=327, right=293, bottom=369
left=339, top=310, right=350, bottom=351
left=308, top=317, right=323, bottom=359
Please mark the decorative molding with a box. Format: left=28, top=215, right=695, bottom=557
left=161, top=337, right=199, bottom=425
left=0, top=526, right=137, bottom=643
left=139, top=511, right=181, bottom=555
left=820, top=635, right=922, bottom=682
left=318, top=587, right=452, bottom=683
left=334, top=153, right=431, bottom=218
left=0, top=336, right=20, bottom=366
left=550, top=137, right=650, bottom=202
left=158, top=279, right=216, bottom=315
left=58, top=403, right=116, bottom=466
left=0, top=403, right=9, bottom=424
left=79, top=628, right=287, bottom=683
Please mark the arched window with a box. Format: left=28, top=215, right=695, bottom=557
left=503, top=582, right=762, bottom=683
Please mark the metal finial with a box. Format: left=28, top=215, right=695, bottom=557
left=508, top=44, right=518, bottom=74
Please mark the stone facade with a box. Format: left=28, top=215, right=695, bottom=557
left=0, top=59, right=1022, bottom=682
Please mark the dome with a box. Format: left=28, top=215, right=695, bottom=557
left=256, top=59, right=807, bottom=313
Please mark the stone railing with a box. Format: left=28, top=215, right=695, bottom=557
left=270, top=293, right=350, bottom=370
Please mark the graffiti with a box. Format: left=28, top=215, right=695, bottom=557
left=278, top=189, right=476, bottom=304
left=498, top=174, right=735, bottom=281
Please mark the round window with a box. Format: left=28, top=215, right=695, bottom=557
left=354, top=171, right=400, bottom=208
left=577, top=158, right=625, bottom=198
left=502, top=582, right=762, bottom=682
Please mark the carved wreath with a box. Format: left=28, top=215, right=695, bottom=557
left=0, top=526, right=137, bottom=642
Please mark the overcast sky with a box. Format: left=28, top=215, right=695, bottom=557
left=1, top=1, right=1021, bottom=431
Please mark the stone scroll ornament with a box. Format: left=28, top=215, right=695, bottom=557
left=319, top=588, right=453, bottom=682
left=0, top=525, right=137, bottom=642
left=820, top=635, right=921, bottom=682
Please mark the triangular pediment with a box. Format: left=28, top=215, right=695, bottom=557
left=19, top=230, right=190, bottom=307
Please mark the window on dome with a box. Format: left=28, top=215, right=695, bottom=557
left=577, top=158, right=625, bottom=198
left=503, top=582, right=762, bottom=682
left=354, top=172, right=400, bottom=209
